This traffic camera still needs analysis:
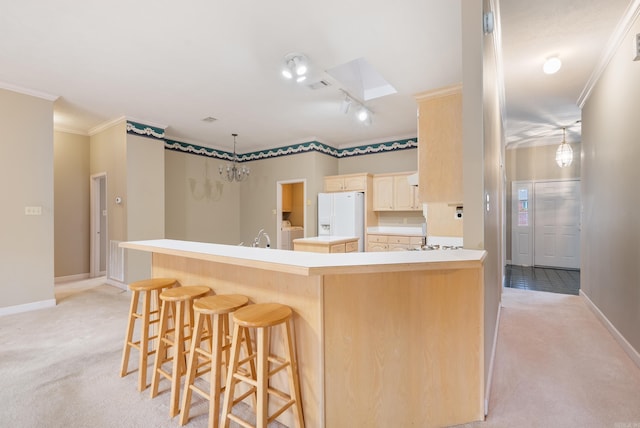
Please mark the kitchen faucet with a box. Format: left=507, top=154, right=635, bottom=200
left=252, top=229, right=271, bottom=248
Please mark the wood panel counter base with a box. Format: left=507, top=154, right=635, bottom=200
left=121, top=239, right=486, bottom=427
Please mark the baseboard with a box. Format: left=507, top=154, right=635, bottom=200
left=55, top=273, right=90, bottom=284
left=484, top=302, right=502, bottom=416
left=0, top=298, right=56, bottom=317
left=580, top=290, right=640, bottom=370
left=505, top=259, right=512, bottom=265
left=106, top=278, right=127, bottom=291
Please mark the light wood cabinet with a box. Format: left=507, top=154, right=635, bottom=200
left=393, top=174, right=421, bottom=211
left=372, top=176, right=394, bottom=210
left=282, top=183, right=292, bottom=212
left=323, top=173, right=368, bottom=192
left=416, top=84, right=463, bottom=204
left=367, top=234, right=423, bottom=251
left=294, top=237, right=359, bottom=253
left=372, top=173, right=421, bottom=211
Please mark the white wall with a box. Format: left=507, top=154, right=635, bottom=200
left=0, top=89, right=55, bottom=310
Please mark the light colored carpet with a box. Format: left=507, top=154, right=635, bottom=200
left=460, top=288, right=640, bottom=428
left=2, top=280, right=640, bottom=427
left=0, top=278, right=281, bottom=428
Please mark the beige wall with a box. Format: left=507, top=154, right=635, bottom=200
left=504, top=143, right=581, bottom=258
left=164, top=147, right=419, bottom=247
left=54, top=131, right=90, bottom=278
left=0, top=89, right=55, bottom=309
left=338, top=148, right=417, bottom=175
left=165, top=149, right=241, bottom=245
left=581, top=15, right=640, bottom=354
left=125, top=134, right=165, bottom=282
left=240, top=151, right=337, bottom=245
left=462, top=0, right=504, bottom=408
left=90, top=122, right=127, bottom=243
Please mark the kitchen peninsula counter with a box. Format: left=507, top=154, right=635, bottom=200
left=121, top=239, right=486, bottom=427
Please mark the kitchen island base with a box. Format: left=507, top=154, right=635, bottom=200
left=122, top=240, right=485, bottom=427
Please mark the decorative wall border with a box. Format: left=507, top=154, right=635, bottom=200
left=165, top=137, right=417, bottom=162
left=126, top=121, right=165, bottom=140
left=129, top=120, right=416, bottom=161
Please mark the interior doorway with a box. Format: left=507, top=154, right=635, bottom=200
left=276, top=179, right=306, bottom=250
left=90, top=173, right=107, bottom=277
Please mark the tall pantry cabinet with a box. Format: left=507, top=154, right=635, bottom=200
left=415, top=84, right=463, bottom=204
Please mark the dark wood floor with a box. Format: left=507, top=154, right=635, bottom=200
left=504, top=265, right=580, bottom=295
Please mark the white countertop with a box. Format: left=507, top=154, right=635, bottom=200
left=121, top=239, right=485, bottom=276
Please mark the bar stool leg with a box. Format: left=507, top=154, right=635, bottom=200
left=150, top=300, right=172, bottom=399
left=169, top=300, right=186, bottom=417
left=284, top=319, right=304, bottom=428
left=137, top=289, right=152, bottom=391
left=256, top=327, right=268, bottom=428
left=120, top=290, right=140, bottom=379
left=179, top=310, right=205, bottom=426
left=222, top=323, right=242, bottom=428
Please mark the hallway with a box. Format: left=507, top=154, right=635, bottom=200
left=462, top=287, right=640, bottom=427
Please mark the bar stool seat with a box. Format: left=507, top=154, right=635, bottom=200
left=179, top=294, right=253, bottom=428
left=222, top=303, right=305, bottom=428
left=120, top=277, right=178, bottom=391
left=150, top=285, right=211, bottom=418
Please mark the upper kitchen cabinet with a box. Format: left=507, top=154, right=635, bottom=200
left=323, top=173, right=371, bottom=193
left=416, top=84, right=463, bottom=204
left=372, top=173, right=420, bottom=211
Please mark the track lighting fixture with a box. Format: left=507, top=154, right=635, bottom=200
left=339, top=89, right=372, bottom=125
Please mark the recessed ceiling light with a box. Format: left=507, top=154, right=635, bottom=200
left=543, top=57, right=562, bottom=74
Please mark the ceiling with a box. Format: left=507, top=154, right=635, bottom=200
left=0, top=0, right=632, bottom=153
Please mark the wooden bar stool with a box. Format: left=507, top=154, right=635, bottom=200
left=150, top=285, right=211, bottom=418
left=179, top=294, right=253, bottom=428
left=222, top=303, right=304, bottom=428
left=120, top=277, right=178, bottom=391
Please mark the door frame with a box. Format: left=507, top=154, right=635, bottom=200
left=276, top=179, right=307, bottom=249
left=90, top=172, right=107, bottom=278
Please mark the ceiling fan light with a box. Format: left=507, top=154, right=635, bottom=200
left=282, top=68, right=293, bottom=79
left=543, top=57, right=562, bottom=74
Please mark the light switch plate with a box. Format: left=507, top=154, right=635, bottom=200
left=25, top=206, right=42, bottom=215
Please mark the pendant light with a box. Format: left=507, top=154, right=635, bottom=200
left=219, top=133, right=250, bottom=182
left=555, top=127, right=573, bottom=168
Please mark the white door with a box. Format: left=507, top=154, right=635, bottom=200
left=534, top=180, right=581, bottom=269
left=90, top=173, right=107, bottom=277
left=511, top=182, right=533, bottom=266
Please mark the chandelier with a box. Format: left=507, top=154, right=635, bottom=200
left=219, top=133, right=250, bottom=182
left=555, top=127, right=573, bottom=168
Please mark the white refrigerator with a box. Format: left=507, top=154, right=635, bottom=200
left=317, top=191, right=365, bottom=252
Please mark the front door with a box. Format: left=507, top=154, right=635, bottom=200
left=534, top=180, right=581, bottom=269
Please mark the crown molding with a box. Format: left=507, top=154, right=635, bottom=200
left=578, top=0, right=640, bottom=108
left=88, top=116, right=127, bottom=136
left=54, top=126, right=89, bottom=136
left=0, top=81, right=59, bottom=101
